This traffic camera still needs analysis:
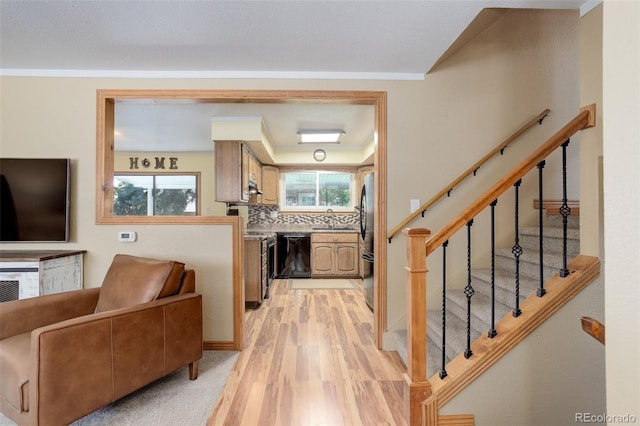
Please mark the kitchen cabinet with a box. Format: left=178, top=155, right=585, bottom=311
left=244, top=237, right=267, bottom=306
left=311, top=233, right=359, bottom=277
left=248, top=156, right=263, bottom=205
left=215, top=140, right=251, bottom=204
left=248, top=152, right=260, bottom=185
left=261, top=165, right=279, bottom=205
left=215, top=140, right=267, bottom=206
left=357, top=165, right=374, bottom=197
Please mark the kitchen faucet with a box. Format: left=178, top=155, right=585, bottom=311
left=326, top=208, right=336, bottom=229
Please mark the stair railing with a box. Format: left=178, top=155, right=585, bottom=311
left=387, top=108, right=550, bottom=243
left=402, top=105, right=595, bottom=426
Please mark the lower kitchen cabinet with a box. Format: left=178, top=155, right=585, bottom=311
left=244, top=238, right=267, bottom=306
left=311, top=233, right=359, bottom=277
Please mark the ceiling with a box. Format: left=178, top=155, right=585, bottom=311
left=114, top=101, right=376, bottom=165
left=0, top=0, right=592, bottom=164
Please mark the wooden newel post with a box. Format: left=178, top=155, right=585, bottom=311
left=403, top=227, right=432, bottom=426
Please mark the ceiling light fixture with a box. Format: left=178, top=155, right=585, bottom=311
left=297, top=129, right=345, bottom=144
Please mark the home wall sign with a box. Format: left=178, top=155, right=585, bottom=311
left=129, top=157, right=179, bottom=170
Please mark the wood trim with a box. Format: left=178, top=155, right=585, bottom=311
left=233, top=217, right=245, bottom=350
left=387, top=108, right=551, bottom=241
left=203, top=341, right=237, bottom=351
left=534, top=199, right=580, bottom=215
left=423, top=396, right=474, bottom=426
left=580, top=103, right=597, bottom=129
left=404, top=228, right=432, bottom=426
left=374, top=91, right=388, bottom=349
left=581, top=316, right=605, bottom=345
left=427, top=255, right=600, bottom=407
left=425, top=105, right=595, bottom=257
left=95, top=89, right=388, bottom=350
left=95, top=94, right=114, bottom=222
left=438, top=414, right=475, bottom=426
left=423, top=395, right=439, bottom=426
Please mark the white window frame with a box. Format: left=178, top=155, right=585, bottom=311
left=279, top=170, right=356, bottom=212
left=113, top=173, right=199, bottom=216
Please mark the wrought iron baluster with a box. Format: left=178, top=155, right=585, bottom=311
left=512, top=180, right=523, bottom=318
left=537, top=160, right=547, bottom=297
left=489, top=200, right=498, bottom=338
left=440, top=240, right=449, bottom=379
left=464, top=220, right=474, bottom=359
left=559, top=140, right=571, bottom=278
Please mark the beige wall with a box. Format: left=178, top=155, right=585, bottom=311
left=114, top=150, right=227, bottom=216
left=603, top=0, right=640, bottom=420
left=434, top=11, right=608, bottom=423
left=0, top=10, right=586, bottom=351
left=387, top=9, right=582, bottom=328
left=580, top=5, right=604, bottom=257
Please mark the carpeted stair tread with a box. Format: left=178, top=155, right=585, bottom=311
left=446, top=289, right=513, bottom=333
left=427, top=309, right=482, bottom=359
left=427, top=335, right=446, bottom=378
left=520, top=226, right=580, bottom=239
left=471, top=268, right=539, bottom=305
left=495, top=247, right=576, bottom=281
left=392, top=329, right=408, bottom=366
left=546, top=214, right=580, bottom=229
left=520, top=226, right=580, bottom=255
left=392, top=327, right=450, bottom=378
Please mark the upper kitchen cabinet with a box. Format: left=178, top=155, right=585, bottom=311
left=261, top=166, right=279, bottom=206
left=215, top=140, right=253, bottom=204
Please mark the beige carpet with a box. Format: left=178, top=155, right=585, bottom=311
left=289, top=278, right=359, bottom=290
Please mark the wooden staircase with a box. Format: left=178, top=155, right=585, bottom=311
left=393, top=213, right=581, bottom=378
left=395, top=105, right=598, bottom=426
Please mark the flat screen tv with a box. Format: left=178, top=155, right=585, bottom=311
left=0, top=158, right=70, bottom=242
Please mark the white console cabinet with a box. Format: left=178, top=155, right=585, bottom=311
left=0, top=250, right=85, bottom=302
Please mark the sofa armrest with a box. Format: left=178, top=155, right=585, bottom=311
left=29, top=292, right=202, bottom=425
left=0, top=288, right=100, bottom=340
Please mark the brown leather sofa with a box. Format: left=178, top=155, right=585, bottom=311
left=0, top=254, right=203, bottom=426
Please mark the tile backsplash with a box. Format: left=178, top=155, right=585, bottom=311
left=248, top=205, right=359, bottom=226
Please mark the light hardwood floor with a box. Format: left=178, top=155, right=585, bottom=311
left=208, top=278, right=408, bottom=426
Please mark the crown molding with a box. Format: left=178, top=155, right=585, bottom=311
left=0, top=68, right=425, bottom=81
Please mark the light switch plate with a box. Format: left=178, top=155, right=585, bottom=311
left=410, top=199, right=421, bottom=214
left=118, top=231, right=137, bottom=242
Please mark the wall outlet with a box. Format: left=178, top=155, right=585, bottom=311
left=410, top=199, right=421, bottom=214
left=270, top=211, right=278, bottom=219
left=259, top=211, right=266, bottom=219
left=118, top=231, right=137, bottom=242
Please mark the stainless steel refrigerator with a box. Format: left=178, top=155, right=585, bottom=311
left=359, top=172, right=374, bottom=310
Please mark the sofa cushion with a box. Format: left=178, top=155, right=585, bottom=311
left=95, top=255, right=185, bottom=313
left=0, top=332, right=31, bottom=413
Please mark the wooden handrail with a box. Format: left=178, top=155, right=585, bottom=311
left=581, top=316, right=605, bottom=344
left=425, top=104, right=595, bottom=257
left=387, top=108, right=551, bottom=242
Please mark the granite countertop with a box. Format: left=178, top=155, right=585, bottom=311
left=246, top=224, right=358, bottom=234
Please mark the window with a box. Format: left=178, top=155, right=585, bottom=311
left=281, top=171, right=354, bottom=211
left=113, top=174, right=198, bottom=216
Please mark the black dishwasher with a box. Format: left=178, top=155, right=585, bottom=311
left=277, top=233, right=311, bottom=278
